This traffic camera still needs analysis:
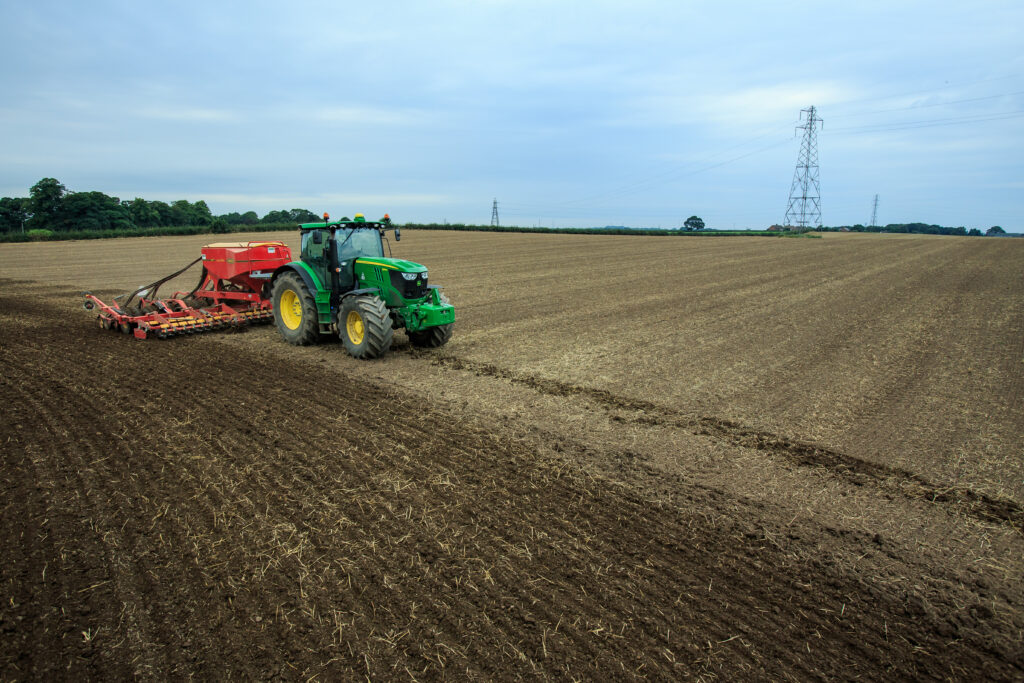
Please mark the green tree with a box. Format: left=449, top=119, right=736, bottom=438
left=261, top=209, right=288, bottom=224
left=169, top=200, right=194, bottom=226
left=56, top=191, right=132, bottom=232
left=968, top=228, right=982, bottom=236
left=193, top=200, right=213, bottom=225
left=986, top=225, right=1006, bottom=235
left=125, top=198, right=160, bottom=227
left=288, top=208, right=318, bottom=223
left=0, top=197, right=30, bottom=233
left=683, top=215, right=705, bottom=231
left=149, top=201, right=172, bottom=225
left=219, top=210, right=262, bottom=226
left=261, top=208, right=318, bottom=224
left=27, top=178, right=66, bottom=229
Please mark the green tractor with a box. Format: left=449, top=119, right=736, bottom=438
left=270, top=213, right=454, bottom=358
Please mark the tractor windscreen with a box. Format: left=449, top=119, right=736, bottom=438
left=335, top=228, right=384, bottom=261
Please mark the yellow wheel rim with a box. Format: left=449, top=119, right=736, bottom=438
left=346, top=310, right=365, bottom=345
left=279, top=289, right=302, bottom=330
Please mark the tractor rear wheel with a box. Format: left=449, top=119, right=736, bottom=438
left=408, top=294, right=453, bottom=348
left=340, top=295, right=393, bottom=359
left=272, top=272, right=319, bottom=345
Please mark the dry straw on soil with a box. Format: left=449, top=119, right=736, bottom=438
left=1, top=231, right=1021, bottom=679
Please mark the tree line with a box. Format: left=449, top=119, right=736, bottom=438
left=2, top=178, right=1010, bottom=240
left=819, top=223, right=1008, bottom=236
left=0, top=178, right=320, bottom=235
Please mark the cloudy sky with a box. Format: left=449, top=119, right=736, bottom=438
left=1, top=1, right=1022, bottom=229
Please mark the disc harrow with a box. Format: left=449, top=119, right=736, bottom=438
left=84, top=241, right=292, bottom=340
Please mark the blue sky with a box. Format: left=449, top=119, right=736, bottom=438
left=1, top=1, right=1022, bottom=229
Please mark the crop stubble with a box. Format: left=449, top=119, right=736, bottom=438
left=1, top=231, right=1022, bottom=679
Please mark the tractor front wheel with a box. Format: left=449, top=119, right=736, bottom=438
left=408, top=324, right=453, bottom=348
left=272, top=272, right=319, bottom=345
left=340, top=295, right=393, bottom=359
left=408, top=294, right=453, bottom=348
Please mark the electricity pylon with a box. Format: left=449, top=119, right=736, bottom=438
left=784, top=106, right=823, bottom=229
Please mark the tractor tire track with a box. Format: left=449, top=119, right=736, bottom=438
left=428, top=354, right=1024, bottom=531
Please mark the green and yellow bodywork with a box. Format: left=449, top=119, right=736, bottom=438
left=271, top=218, right=454, bottom=335
left=349, top=257, right=454, bottom=333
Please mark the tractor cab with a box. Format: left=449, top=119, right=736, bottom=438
left=299, top=213, right=401, bottom=292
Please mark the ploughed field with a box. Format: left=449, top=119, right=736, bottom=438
left=1, top=231, right=1021, bottom=679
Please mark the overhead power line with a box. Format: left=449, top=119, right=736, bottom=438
left=820, top=74, right=1022, bottom=114
left=837, top=89, right=1024, bottom=117
left=829, top=109, right=1024, bottom=134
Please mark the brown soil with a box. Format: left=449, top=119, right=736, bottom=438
left=1, top=231, right=1023, bottom=679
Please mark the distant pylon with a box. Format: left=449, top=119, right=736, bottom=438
left=784, top=106, right=823, bottom=229
left=869, top=194, right=879, bottom=228
left=491, top=198, right=499, bottom=227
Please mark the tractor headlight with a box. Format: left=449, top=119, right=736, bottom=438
left=401, top=271, right=419, bottom=281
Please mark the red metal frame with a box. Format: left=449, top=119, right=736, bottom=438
left=84, top=241, right=293, bottom=339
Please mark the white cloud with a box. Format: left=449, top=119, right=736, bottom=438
left=623, top=81, right=858, bottom=130
left=131, top=106, right=237, bottom=122
left=700, top=83, right=855, bottom=121
left=303, top=106, right=424, bottom=126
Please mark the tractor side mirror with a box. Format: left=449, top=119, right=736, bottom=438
left=312, top=230, right=323, bottom=244
left=394, top=227, right=401, bottom=242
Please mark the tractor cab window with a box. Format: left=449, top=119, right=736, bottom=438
left=301, top=229, right=327, bottom=260
left=335, top=227, right=384, bottom=262
left=300, top=229, right=328, bottom=270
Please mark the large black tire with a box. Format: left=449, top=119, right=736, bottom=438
left=339, top=295, right=393, bottom=359
left=408, top=294, right=453, bottom=348
left=408, top=324, right=453, bottom=348
left=272, top=272, right=319, bottom=345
